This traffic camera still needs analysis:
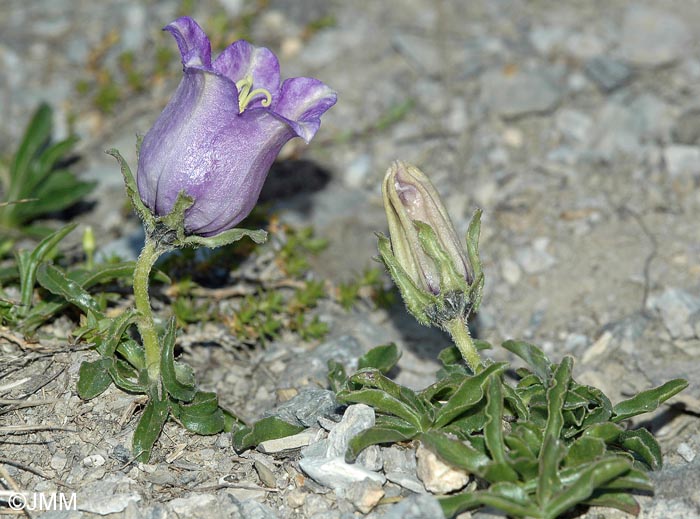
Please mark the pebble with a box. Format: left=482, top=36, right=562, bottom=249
left=584, top=56, right=632, bottom=93
left=379, top=494, right=445, bottom=519
left=264, top=388, right=339, bottom=427
left=673, top=108, right=700, bottom=145
left=299, top=456, right=386, bottom=491
left=663, top=145, right=700, bottom=178
left=342, top=479, right=385, bottom=514
left=480, top=67, right=562, bottom=119
left=83, top=454, right=106, bottom=468
left=677, top=442, right=696, bottom=463
left=415, top=442, right=470, bottom=494
left=648, top=288, right=700, bottom=339
left=257, top=429, right=320, bottom=454
left=500, top=258, right=522, bottom=286
left=555, top=109, right=593, bottom=143
left=515, top=237, right=557, bottom=275
left=344, top=154, right=372, bottom=188
left=619, top=6, right=692, bottom=67
left=325, top=404, right=376, bottom=458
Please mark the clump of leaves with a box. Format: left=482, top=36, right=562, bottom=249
left=337, top=266, right=396, bottom=310
left=0, top=104, right=95, bottom=253
left=0, top=224, right=140, bottom=335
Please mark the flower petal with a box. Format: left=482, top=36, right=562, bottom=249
left=272, top=77, right=337, bottom=142
left=164, top=16, right=211, bottom=68
left=213, top=40, right=280, bottom=106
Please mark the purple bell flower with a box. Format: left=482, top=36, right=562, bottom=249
left=137, top=16, right=336, bottom=237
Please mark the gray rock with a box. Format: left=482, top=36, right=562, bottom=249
left=515, top=238, right=557, bottom=275
left=264, top=388, right=339, bottom=427
left=416, top=442, right=470, bottom=494
left=529, top=26, right=567, bottom=56
left=673, top=108, right=700, bottom=145
left=341, top=479, right=385, bottom=514
left=326, top=404, right=375, bottom=458
left=257, top=429, right=320, bottom=454
left=480, top=68, right=562, bottom=119
left=299, top=456, right=386, bottom=491
left=393, top=33, right=443, bottom=77
left=382, top=445, right=425, bottom=493
left=379, top=494, right=445, bottom=519
left=663, top=145, right=700, bottom=179
left=585, top=56, right=632, bottom=92
left=77, top=475, right=141, bottom=515
left=648, top=288, right=700, bottom=340
left=619, top=6, right=692, bottom=67
left=555, top=109, right=593, bottom=143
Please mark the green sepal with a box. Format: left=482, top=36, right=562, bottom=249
left=465, top=209, right=484, bottom=311
left=181, top=227, right=268, bottom=249
left=377, top=232, right=435, bottom=326
left=106, top=148, right=154, bottom=230
left=414, top=220, right=469, bottom=295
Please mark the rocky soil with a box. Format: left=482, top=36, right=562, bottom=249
left=1, top=0, right=699, bottom=518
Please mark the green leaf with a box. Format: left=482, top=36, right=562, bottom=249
left=36, top=262, right=103, bottom=316
left=345, top=369, right=429, bottom=422
left=115, top=338, right=145, bottom=370
left=108, top=359, right=145, bottom=394
left=346, top=424, right=418, bottom=462
left=502, top=340, right=552, bottom=382
left=327, top=359, right=347, bottom=392
left=96, top=308, right=138, bottom=357
left=484, top=378, right=508, bottom=465
left=583, top=491, right=640, bottom=515
left=582, top=422, right=623, bottom=443
left=433, top=362, right=507, bottom=429
left=612, top=378, right=688, bottom=422
left=133, top=389, right=170, bottom=462
left=543, top=356, right=573, bottom=441
left=232, top=416, right=305, bottom=452
left=171, top=391, right=225, bottom=435
left=160, top=317, right=196, bottom=402
left=564, top=436, right=606, bottom=467
left=419, top=430, right=490, bottom=475
left=17, top=223, right=77, bottom=309
left=77, top=358, right=113, bottom=399
left=545, top=458, right=631, bottom=519
left=618, top=428, right=662, bottom=470
left=10, top=103, right=52, bottom=186
left=440, top=482, right=538, bottom=519
left=15, top=171, right=95, bottom=221
left=182, top=227, right=267, bottom=249
left=337, top=387, right=424, bottom=430
left=357, top=343, right=401, bottom=374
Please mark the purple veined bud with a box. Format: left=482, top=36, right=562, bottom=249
left=382, top=161, right=472, bottom=295
left=137, top=17, right=336, bottom=237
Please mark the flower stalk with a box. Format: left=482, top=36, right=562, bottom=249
left=133, top=237, right=163, bottom=382
left=444, top=317, right=481, bottom=373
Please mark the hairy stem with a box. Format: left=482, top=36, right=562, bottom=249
left=445, top=318, right=481, bottom=373
left=133, top=237, right=162, bottom=381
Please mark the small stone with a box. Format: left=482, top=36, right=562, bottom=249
left=416, top=443, right=470, bottom=494
left=253, top=459, right=277, bottom=488
left=345, top=154, right=372, bottom=188
left=83, top=454, right=106, bottom=468
left=677, top=442, right=696, bottom=463
left=673, top=108, right=700, bottom=145
left=286, top=488, right=306, bottom=508
left=356, top=444, right=383, bottom=472
left=480, top=67, right=562, bottom=119
left=264, top=388, right=339, bottom=427
left=585, top=56, right=632, bottom=92
left=502, top=127, right=524, bottom=148
left=619, top=6, right=691, bottom=67
left=50, top=452, right=67, bottom=471
left=257, top=429, right=320, bottom=453
left=648, top=288, right=700, bottom=339
left=380, top=494, right=445, bottom=519
left=326, top=404, right=375, bottom=458
left=501, top=259, right=521, bottom=285
left=555, top=109, right=593, bottom=143
left=298, top=457, right=386, bottom=491
left=343, top=479, right=385, bottom=514
left=515, top=238, right=557, bottom=275
left=663, top=145, right=700, bottom=178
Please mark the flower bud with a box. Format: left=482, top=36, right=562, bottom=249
left=378, top=161, right=483, bottom=327
left=136, top=17, right=336, bottom=237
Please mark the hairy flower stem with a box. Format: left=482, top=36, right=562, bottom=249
left=133, top=237, right=162, bottom=382
left=445, top=318, right=481, bottom=373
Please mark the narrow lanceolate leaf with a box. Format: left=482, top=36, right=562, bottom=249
left=433, top=362, right=507, bottom=429
left=17, top=223, right=77, bottom=309
left=160, top=318, right=196, bottom=402
left=96, top=308, right=139, bottom=357
left=440, top=482, right=538, bottom=519
left=583, top=491, right=641, bottom=515
left=345, top=425, right=418, bottom=463
left=108, top=359, right=145, bottom=394
left=36, top=263, right=103, bottom=316
left=345, top=369, right=430, bottom=420
left=10, top=103, right=52, bottom=185
left=133, top=388, right=170, bottom=462
left=536, top=434, right=565, bottom=507
left=357, top=343, right=401, bottom=374
left=502, top=340, right=552, bottom=382
left=76, top=358, right=113, bottom=400
left=484, top=378, right=508, bottom=465
left=618, top=428, right=663, bottom=470
left=543, top=356, right=573, bottom=441
left=337, top=387, right=424, bottom=430
left=612, top=379, right=688, bottom=422
left=545, top=458, right=631, bottom=519
left=419, top=430, right=490, bottom=475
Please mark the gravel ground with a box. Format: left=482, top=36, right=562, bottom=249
left=1, top=1, right=700, bottom=518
